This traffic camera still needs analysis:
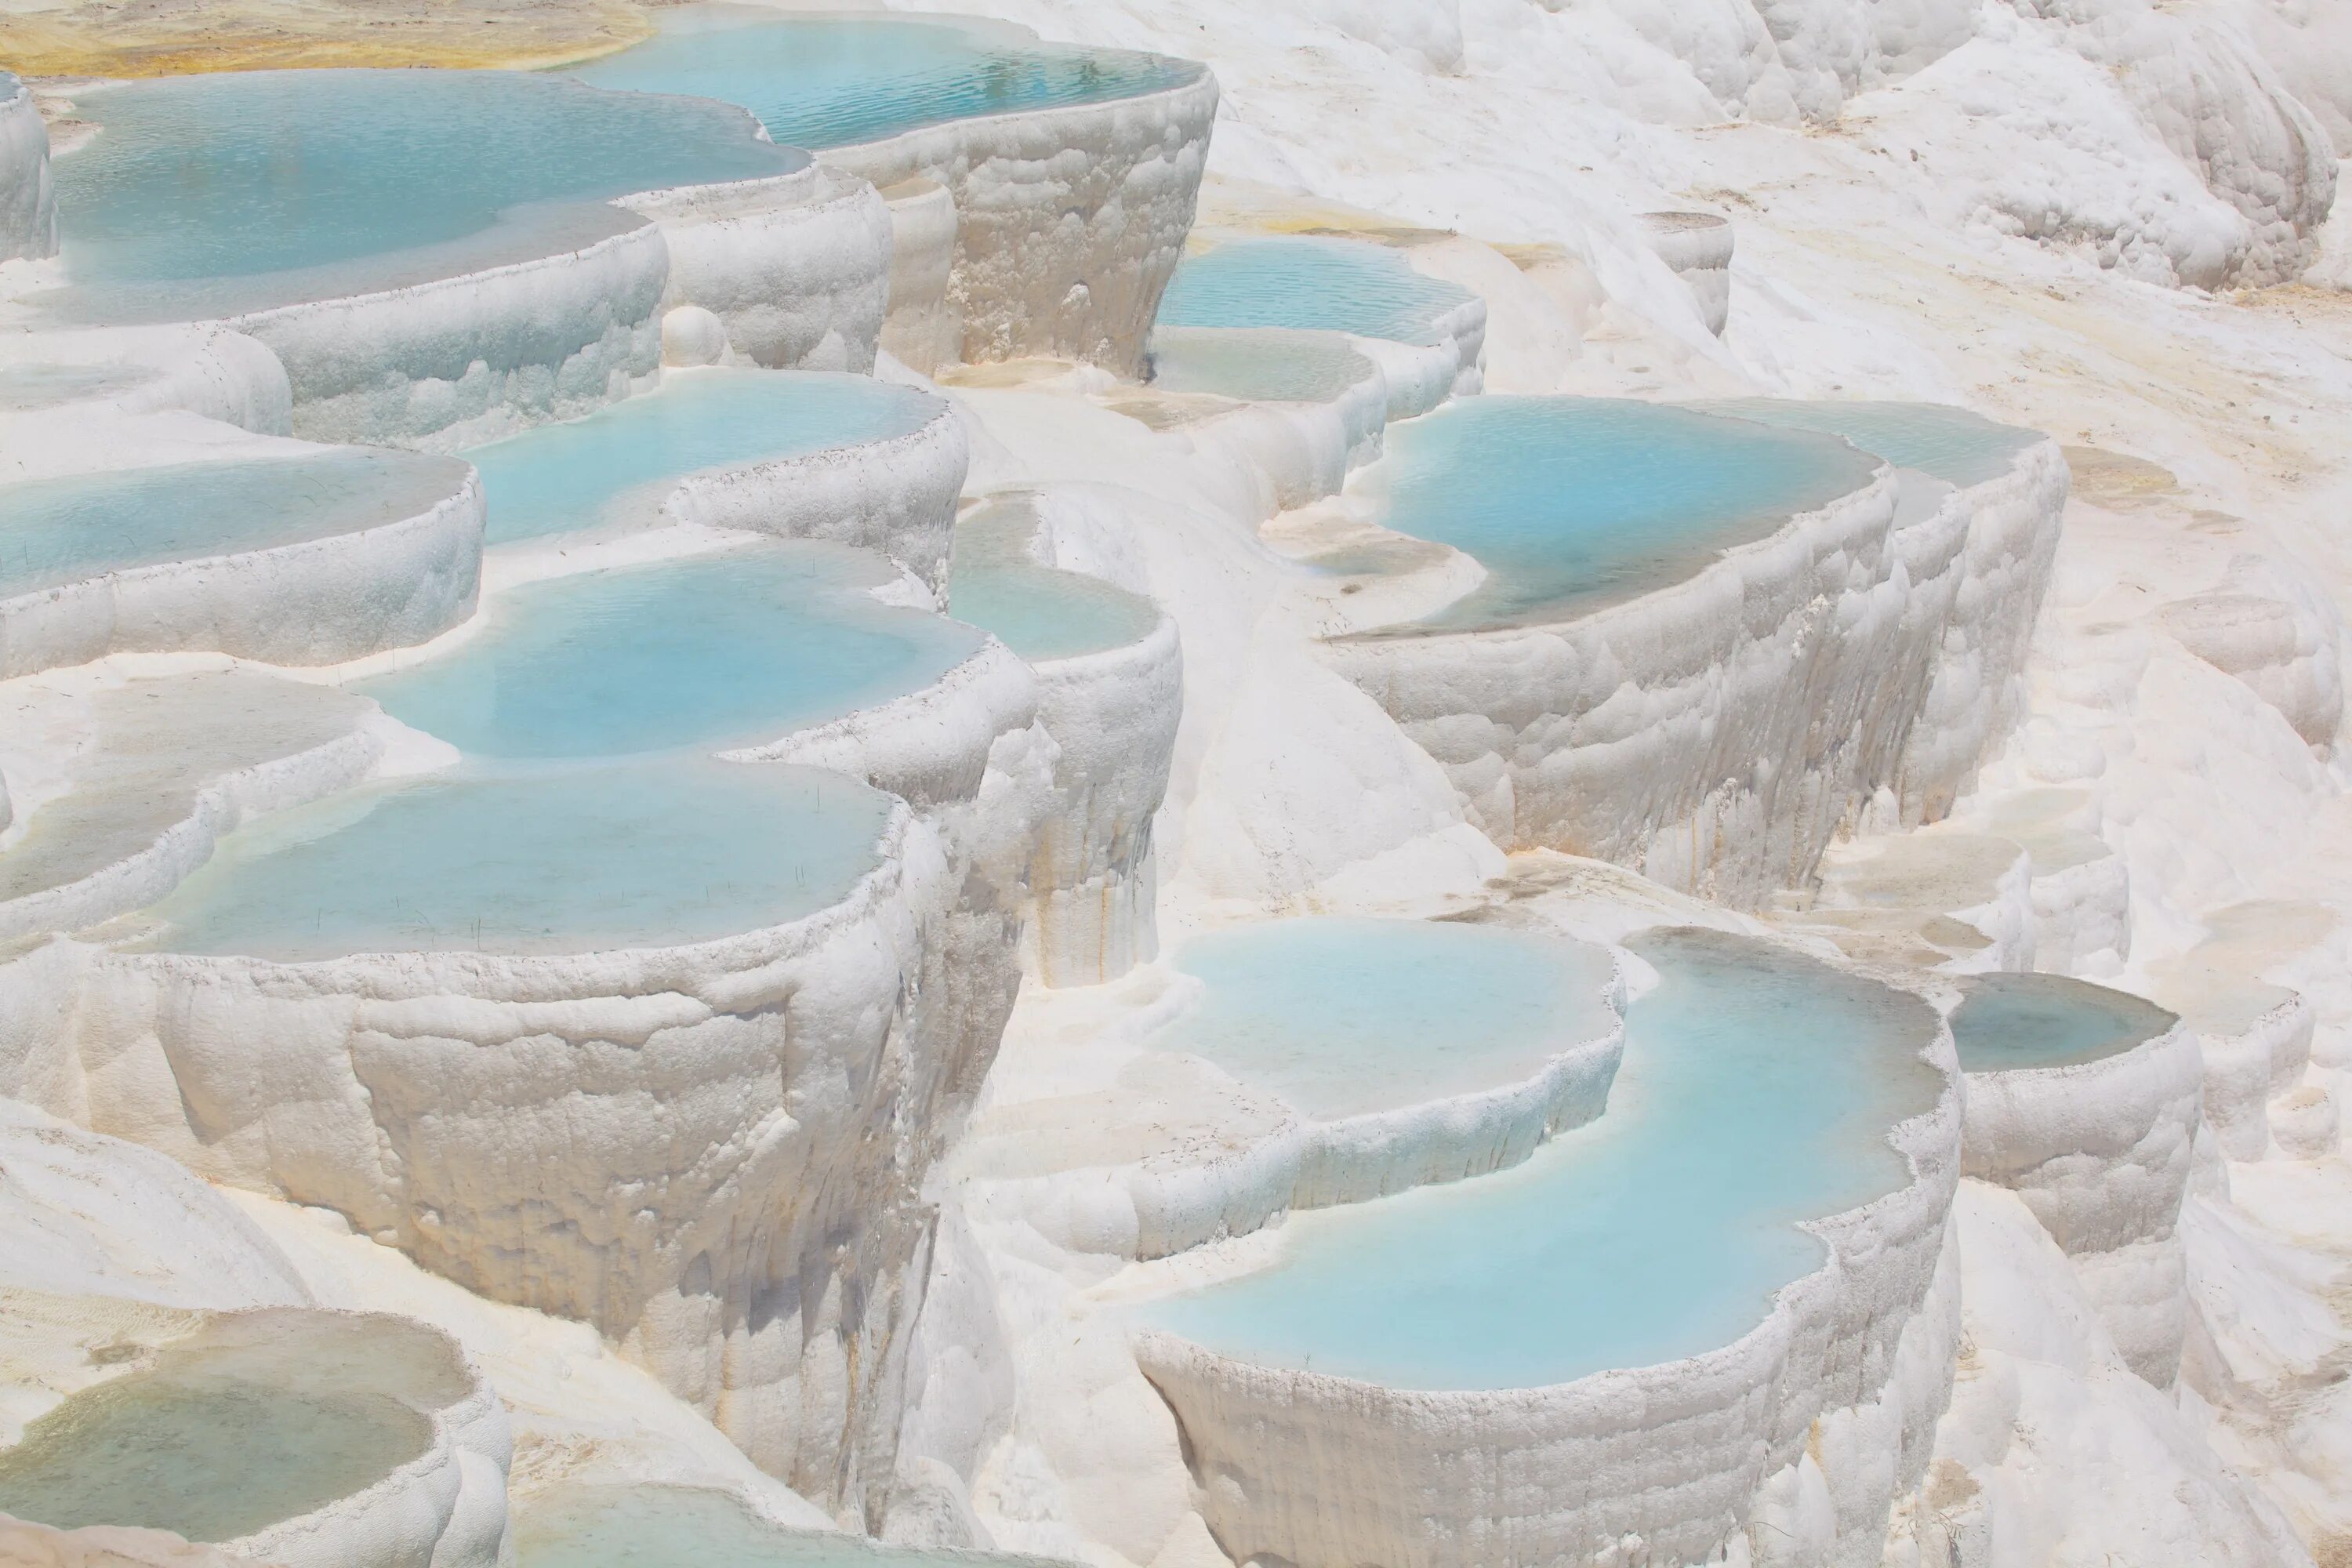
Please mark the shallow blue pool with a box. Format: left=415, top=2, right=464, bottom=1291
left=356, top=543, right=981, bottom=758
left=1951, top=973, right=2174, bottom=1073
left=0, top=451, right=470, bottom=597
left=1144, top=328, right=1376, bottom=404
left=1145, top=927, right=1940, bottom=1389
left=1153, top=238, right=1476, bottom=347
left=468, top=368, right=939, bottom=546
left=948, top=503, right=1156, bottom=663
left=568, top=4, right=1201, bottom=151
left=1690, top=399, right=2041, bottom=488
left=1355, top=397, right=1882, bottom=629
left=516, top=1482, right=1062, bottom=1568
left=45, top=69, right=800, bottom=318
left=129, top=757, right=892, bottom=960
left=1158, top=917, right=1618, bottom=1120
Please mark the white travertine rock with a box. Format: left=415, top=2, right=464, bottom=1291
left=1327, top=465, right=1922, bottom=908
left=821, top=70, right=1219, bottom=376
left=0, top=74, right=54, bottom=264
left=0, top=450, right=484, bottom=681
left=1, top=800, right=1018, bottom=1526
left=654, top=394, right=970, bottom=593
left=1958, top=1003, right=2201, bottom=1385
left=620, top=165, right=893, bottom=375
left=0, top=328, right=289, bottom=441
left=878, top=180, right=963, bottom=374
left=2160, top=556, right=2346, bottom=750
left=659, top=306, right=728, bottom=368
left=1635, top=212, right=1733, bottom=335
left=0, top=1101, right=310, bottom=1310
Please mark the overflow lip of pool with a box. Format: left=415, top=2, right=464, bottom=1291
left=568, top=5, right=1219, bottom=376
left=946, top=492, right=1180, bottom=984
left=1127, top=927, right=1962, bottom=1568
left=37, top=766, right=1024, bottom=1501
left=0, top=447, right=485, bottom=680
left=473, top=367, right=967, bottom=593
left=1951, top=973, right=2200, bottom=1385
left=23, top=71, right=899, bottom=446
left=0, top=671, right=390, bottom=946
left=1320, top=397, right=2069, bottom=906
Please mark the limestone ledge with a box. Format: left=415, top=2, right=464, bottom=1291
left=0, top=74, right=53, bottom=264
left=821, top=67, right=1218, bottom=376
left=1958, top=1011, right=2201, bottom=1386
left=1133, top=978, right=1963, bottom=1568
left=980, top=949, right=1622, bottom=1261
left=0, top=796, right=1020, bottom=1526
left=0, top=450, right=484, bottom=681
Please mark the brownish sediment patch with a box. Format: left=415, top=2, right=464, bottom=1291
left=0, top=0, right=653, bottom=78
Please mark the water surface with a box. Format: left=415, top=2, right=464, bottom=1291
left=568, top=5, right=1200, bottom=150
left=1145, top=927, right=1940, bottom=1389
left=948, top=503, right=1156, bottom=662
left=469, top=368, right=939, bottom=546
left=517, top=1483, right=1066, bottom=1568
left=358, top=544, right=980, bottom=757
left=1951, top=973, right=2175, bottom=1073
left=129, top=757, right=892, bottom=961
left=1690, top=399, right=2040, bottom=488
left=0, top=451, right=470, bottom=597
left=1157, top=917, right=1617, bottom=1120
left=1154, top=238, right=1475, bottom=347
left=0, top=1312, right=460, bottom=1541
left=45, top=69, right=802, bottom=318
left=1355, top=397, right=1881, bottom=630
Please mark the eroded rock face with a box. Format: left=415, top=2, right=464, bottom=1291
left=0, top=74, right=54, bottom=263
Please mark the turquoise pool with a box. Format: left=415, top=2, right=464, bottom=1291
left=127, top=757, right=893, bottom=961
left=44, top=69, right=801, bottom=319
left=567, top=5, right=1201, bottom=151
left=467, top=368, right=939, bottom=546
left=1153, top=237, right=1476, bottom=347
left=1144, top=327, right=1377, bottom=404
left=1690, top=400, right=2042, bottom=488
left=1145, top=927, right=1940, bottom=1389
left=1951, top=973, right=2176, bottom=1073
left=357, top=544, right=980, bottom=758
left=1156, top=917, right=1618, bottom=1120
left=0, top=1312, right=459, bottom=1542
left=948, top=503, right=1157, bottom=662
left=1355, top=397, right=1882, bottom=630
left=0, top=451, right=470, bottom=597
left=516, top=1483, right=1065, bottom=1568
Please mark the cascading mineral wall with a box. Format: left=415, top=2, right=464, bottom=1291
left=1134, top=977, right=1963, bottom=1568
left=0, top=73, right=56, bottom=262
left=820, top=71, right=1218, bottom=376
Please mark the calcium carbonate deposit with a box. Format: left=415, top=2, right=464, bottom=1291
left=2, top=1, right=2350, bottom=1565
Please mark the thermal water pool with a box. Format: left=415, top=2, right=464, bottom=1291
left=948, top=503, right=1158, bottom=662
left=122, top=757, right=893, bottom=962
left=1951, top=973, right=2177, bottom=1073
left=1690, top=399, right=2042, bottom=488
left=39, top=69, right=802, bottom=321
left=516, top=1483, right=1063, bottom=1568
left=1154, top=917, right=1617, bottom=1120
left=1143, top=327, right=1377, bottom=404
left=1352, top=397, right=1882, bottom=630
left=357, top=544, right=982, bottom=758
left=1144, top=927, right=1940, bottom=1389
left=0, top=1311, right=462, bottom=1541
left=1152, top=237, right=1477, bottom=347
left=0, top=451, right=470, bottom=597
left=467, top=368, right=942, bottom=546
left=565, top=5, right=1202, bottom=151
